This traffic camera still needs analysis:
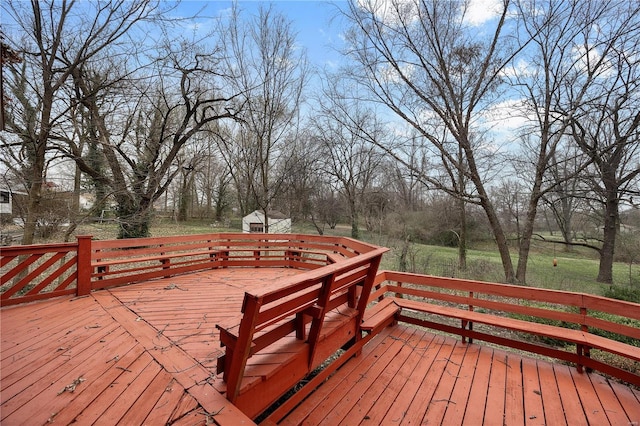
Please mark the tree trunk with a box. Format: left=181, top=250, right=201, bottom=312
left=22, top=153, right=46, bottom=245
left=516, top=171, right=545, bottom=283
left=597, top=181, right=618, bottom=283
left=72, top=164, right=81, bottom=214
left=467, top=150, right=515, bottom=283
left=263, top=208, right=269, bottom=233
left=516, top=201, right=538, bottom=284
left=22, top=183, right=41, bottom=246
left=485, top=204, right=515, bottom=283
left=349, top=198, right=359, bottom=239
left=399, top=236, right=410, bottom=272
left=117, top=198, right=152, bottom=239
left=457, top=197, right=467, bottom=271
left=177, top=173, right=191, bottom=222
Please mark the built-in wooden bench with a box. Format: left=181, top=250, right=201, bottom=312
left=88, top=233, right=368, bottom=290
left=214, top=247, right=386, bottom=419
left=368, top=270, right=640, bottom=386
left=93, top=249, right=224, bottom=271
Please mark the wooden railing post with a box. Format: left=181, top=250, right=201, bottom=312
left=76, top=235, right=92, bottom=296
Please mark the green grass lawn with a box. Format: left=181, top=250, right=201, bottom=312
left=349, top=229, right=639, bottom=297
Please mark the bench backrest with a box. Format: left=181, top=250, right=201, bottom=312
left=90, top=233, right=369, bottom=288
left=221, top=247, right=387, bottom=404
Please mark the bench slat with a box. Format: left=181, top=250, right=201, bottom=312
left=361, top=298, right=399, bottom=333
left=393, top=298, right=640, bottom=362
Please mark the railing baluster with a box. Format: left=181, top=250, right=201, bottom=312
left=76, top=236, right=92, bottom=296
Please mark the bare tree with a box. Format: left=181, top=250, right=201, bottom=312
left=505, top=0, right=639, bottom=283
left=273, top=131, right=324, bottom=226
left=310, top=76, right=385, bottom=239
left=541, top=143, right=591, bottom=248
left=66, top=41, right=242, bottom=238
left=191, top=137, right=232, bottom=222
left=1, top=0, right=163, bottom=244
left=1, top=32, right=22, bottom=132
left=341, top=0, right=520, bottom=281
left=566, top=6, right=640, bottom=282
left=221, top=4, right=308, bottom=231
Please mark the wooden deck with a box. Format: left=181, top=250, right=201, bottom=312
left=2, top=268, right=639, bottom=425
left=277, top=324, right=640, bottom=425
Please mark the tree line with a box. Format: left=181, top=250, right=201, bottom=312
left=1, top=0, right=638, bottom=285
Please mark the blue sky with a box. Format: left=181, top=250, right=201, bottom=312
left=175, top=1, right=347, bottom=70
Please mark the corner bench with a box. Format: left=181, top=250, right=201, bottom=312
left=368, top=270, right=640, bottom=386
left=214, top=248, right=386, bottom=419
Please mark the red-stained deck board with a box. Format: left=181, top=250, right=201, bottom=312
left=460, top=345, right=493, bottom=425
left=333, top=327, right=422, bottom=425
left=105, top=362, right=174, bottom=425
left=43, top=343, right=147, bottom=425
left=536, top=361, right=568, bottom=426
left=313, top=326, right=415, bottom=425
left=2, top=333, right=136, bottom=424
left=68, top=351, right=157, bottom=424
left=441, top=344, right=482, bottom=424
left=570, top=366, right=613, bottom=425
left=613, top=380, right=640, bottom=421
left=277, top=324, right=640, bottom=426
left=522, top=358, right=545, bottom=426
left=1, top=324, right=130, bottom=424
left=93, top=291, right=213, bottom=388
left=280, top=325, right=414, bottom=426
left=87, top=352, right=162, bottom=424
left=316, top=330, right=414, bottom=425
left=140, top=378, right=186, bottom=423
left=554, top=363, right=590, bottom=424
left=0, top=299, right=103, bottom=360
left=503, top=355, right=526, bottom=426
left=399, top=338, right=458, bottom=425
left=420, top=339, right=468, bottom=425
left=374, top=332, right=445, bottom=424
left=590, top=373, right=637, bottom=425
left=166, top=392, right=201, bottom=424
left=169, top=409, right=209, bottom=426
left=482, top=348, right=508, bottom=426
left=1, top=268, right=283, bottom=426
left=1, top=318, right=120, bottom=390
left=343, top=329, right=435, bottom=424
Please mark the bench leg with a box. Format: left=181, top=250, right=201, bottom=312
left=576, top=344, right=592, bottom=374
left=217, top=348, right=234, bottom=381
left=461, top=320, right=473, bottom=344
left=97, top=265, right=107, bottom=279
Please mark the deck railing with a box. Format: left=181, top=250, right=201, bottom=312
left=0, top=233, right=377, bottom=306
left=371, top=270, right=640, bottom=386
left=2, top=235, right=638, bottom=387
left=0, top=236, right=91, bottom=306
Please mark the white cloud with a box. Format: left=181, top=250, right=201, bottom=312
left=572, top=44, right=613, bottom=79
left=463, top=0, right=503, bottom=26
left=357, top=0, right=504, bottom=28
left=480, top=98, right=531, bottom=143
left=356, top=0, right=418, bottom=26
left=500, top=58, right=534, bottom=79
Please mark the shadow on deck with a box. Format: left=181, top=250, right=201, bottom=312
left=2, top=268, right=639, bottom=425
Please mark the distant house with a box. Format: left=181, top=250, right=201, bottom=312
left=0, top=189, right=11, bottom=215
left=242, top=210, right=291, bottom=234
left=0, top=188, right=25, bottom=216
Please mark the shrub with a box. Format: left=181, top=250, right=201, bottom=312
left=603, top=285, right=640, bottom=303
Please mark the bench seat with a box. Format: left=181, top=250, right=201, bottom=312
left=393, top=297, right=640, bottom=362
left=93, top=249, right=223, bottom=268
